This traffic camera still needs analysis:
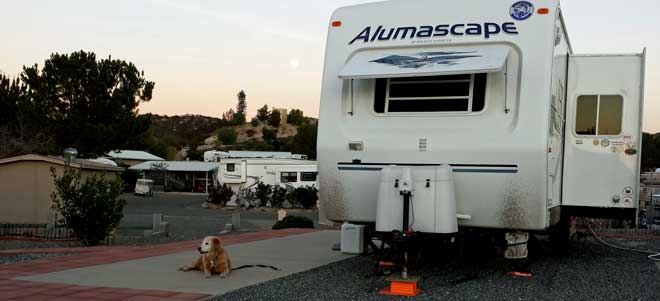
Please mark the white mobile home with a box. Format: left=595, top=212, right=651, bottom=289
left=318, top=0, right=644, bottom=236
left=218, top=158, right=318, bottom=191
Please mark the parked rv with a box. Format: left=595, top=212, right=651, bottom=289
left=318, top=0, right=644, bottom=242
left=218, top=158, right=318, bottom=191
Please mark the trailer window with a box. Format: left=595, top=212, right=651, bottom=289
left=226, top=163, right=235, bottom=172
left=301, top=172, right=317, bottom=182
left=575, top=95, right=623, bottom=136
left=281, top=172, right=297, bottom=183
left=374, top=74, right=486, bottom=113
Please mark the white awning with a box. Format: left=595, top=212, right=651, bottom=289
left=338, top=46, right=509, bottom=79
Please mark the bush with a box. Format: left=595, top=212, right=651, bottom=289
left=255, top=182, right=272, bottom=207
left=272, top=215, right=314, bottom=230
left=261, top=127, right=277, bottom=142
left=50, top=168, right=126, bottom=246
left=250, top=117, right=259, bottom=127
left=217, top=128, right=238, bottom=145
left=271, top=186, right=287, bottom=208
left=287, top=109, right=304, bottom=125
left=285, top=186, right=319, bottom=209
left=246, top=129, right=256, bottom=137
left=268, top=110, right=281, bottom=127
left=209, top=184, right=234, bottom=205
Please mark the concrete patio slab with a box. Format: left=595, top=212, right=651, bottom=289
left=18, top=230, right=351, bottom=295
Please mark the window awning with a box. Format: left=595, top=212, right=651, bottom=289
left=338, top=46, right=509, bottom=79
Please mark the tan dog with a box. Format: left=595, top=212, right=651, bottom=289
left=179, top=236, right=231, bottom=278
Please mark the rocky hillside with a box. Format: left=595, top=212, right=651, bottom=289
left=147, top=114, right=317, bottom=160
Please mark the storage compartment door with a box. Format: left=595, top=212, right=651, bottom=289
left=562, top=54, right=644, bottom=209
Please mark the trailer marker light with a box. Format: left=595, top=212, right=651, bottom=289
left=332, top=21, right=342, bottom=27
left=538, top=8, right=549, bottom=14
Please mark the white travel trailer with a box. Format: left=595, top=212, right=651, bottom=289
left=218, top=158, right=318, bottom=191
left=318, top=0, right=644, bottom=236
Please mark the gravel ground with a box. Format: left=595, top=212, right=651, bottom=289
left=0, top=252, right=75, bottom=265
left=219, top=236, right=660, bottom=300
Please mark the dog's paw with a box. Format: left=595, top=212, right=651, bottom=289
left=220, top=271, right=229, bottom=278
left=204, top=273, right=213, bottom=279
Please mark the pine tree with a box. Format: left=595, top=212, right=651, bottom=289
left=236, top=90, right=247, bottom=115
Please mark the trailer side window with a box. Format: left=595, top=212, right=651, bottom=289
left=226, top=163, right=235, bottom=172
left=301, top=172, right=317, bottom=181
left=281, top=172, right=298, bottom=183
left=575, top=95, right=623, bottom=136
left=374, top=74, right=487, bottom=113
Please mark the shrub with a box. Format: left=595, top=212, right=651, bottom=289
left=285, top=186, right=319, bottom=209
left=50, top=168, right=126, bottom=246
left=271, top=186, right=287, bottom=208
left=272, top=215, right=314, bottom=230
left=250, top=117, right=259, bottom=127
left=268, top=110, right=281, bottom=127
left=261, top=127, right=277, bottom=142
left=209, top=184, right=234, bottom=205
left=217, top=128, right=238, bottom=145
left=287, top=109, right=304, bottom=125
left=255, top=182, right=272, bottom=207
left=246, top=129, right=256, bottom=137
left=237, top=188, right=257, bottom=207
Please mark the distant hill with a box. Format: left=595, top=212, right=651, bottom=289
left=146, top=114, right=317, bottom=160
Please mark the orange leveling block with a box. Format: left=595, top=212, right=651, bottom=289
left=378, top=275, right=420, bottom=297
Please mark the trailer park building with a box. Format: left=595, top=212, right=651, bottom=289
left=105, top=150, right=165, bottom=167
left=129, top=161, right=220, bottom=193
left=0, top=154, right=124, bottom=226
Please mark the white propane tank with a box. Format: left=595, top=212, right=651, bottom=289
left=376, top=166, right=404, bottom=232
left=435, top=164, right=458, bottom=233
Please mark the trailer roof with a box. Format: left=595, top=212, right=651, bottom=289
left=129, top=161, right=220, bottom=172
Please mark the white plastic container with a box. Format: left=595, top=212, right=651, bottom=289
left=340, top=223, right=365, bottom=254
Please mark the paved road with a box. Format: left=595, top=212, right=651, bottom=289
left=117, top=193, right=319, bottom=245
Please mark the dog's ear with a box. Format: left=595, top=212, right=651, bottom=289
left=213, top=237, right=221, bottom=247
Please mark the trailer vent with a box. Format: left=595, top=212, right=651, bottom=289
left=419, top=139, right=428, bottom=152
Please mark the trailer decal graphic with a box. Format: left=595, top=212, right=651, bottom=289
left=370, top=52, right=480, bottom=69
left=349, top=23, right=518, bottom=44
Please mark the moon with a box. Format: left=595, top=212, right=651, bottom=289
left=289, top=58, right=300, bottom=69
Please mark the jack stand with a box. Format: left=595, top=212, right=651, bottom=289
left=379, top=274, right=420, bottom=297
left=379, top=251, right=420, bottom=296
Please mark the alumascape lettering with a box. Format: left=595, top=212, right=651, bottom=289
left=349, top=22, right=518, bottom=44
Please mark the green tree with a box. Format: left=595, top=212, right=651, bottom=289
left=268, top=110, right=281, bottom=127
left=287, top=109, right=304, bottom=125
left=236, top=90, right=247, bottom=115
left=19, top=51, right=154, bottom=158
left=0, top=74, right=54, bottom=157
left=261, top=127, right=277, bottom=142
left=217, top=128, right=238, bottom=145
left=257, top=104, right=269, bottom=121
left=291, top=122, right=317, bottom=159
left=250, top=117, right=259, bottom=127
left=51, top=168, right=126, bottom=246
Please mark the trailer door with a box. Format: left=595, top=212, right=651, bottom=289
left=562, top=53, right=644, bottom=210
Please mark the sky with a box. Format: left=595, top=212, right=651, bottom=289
left=1, top=0, right=659, bottom=132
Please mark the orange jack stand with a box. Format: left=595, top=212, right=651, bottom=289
left=378, top=275, right=420, bottom=297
